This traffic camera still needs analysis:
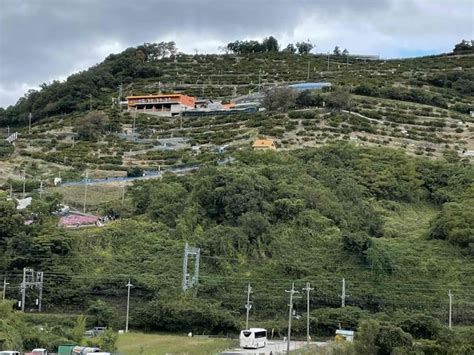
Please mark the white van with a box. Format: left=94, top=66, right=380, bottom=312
left=0, top=351, right=21, bottom=355
left=239, top=328, right=267, bottom=349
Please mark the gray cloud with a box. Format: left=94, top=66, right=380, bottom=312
left=0, top=0, right=473, bottom=107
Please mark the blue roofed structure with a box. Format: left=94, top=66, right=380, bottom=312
left=287, top=82, right=332, bottom=91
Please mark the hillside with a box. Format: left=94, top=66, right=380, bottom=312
left=0, top=49, right=473, bottom=197
left=0, top=44, right=473, bottom=353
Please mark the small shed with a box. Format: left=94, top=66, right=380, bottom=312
left=335, top=329, right=355, bottom=342
left=252, top=139, right=277, bottom=151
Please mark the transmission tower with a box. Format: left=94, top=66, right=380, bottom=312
left=20, top=268, right=43, bottom=312
left=182, top=243, right=200, bottom=293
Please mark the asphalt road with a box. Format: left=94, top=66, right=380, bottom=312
left=60, top=158, right=234, bottom=187
left=220, top=340, right=328, bottom=354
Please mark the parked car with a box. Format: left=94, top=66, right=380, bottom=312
left=0, top=351, right=21, bottom=355
left=25, top=349, right=48, bottom=355
left=93, top=326, right=106, bottom=337
left=84, top=330, right=94, bottom=338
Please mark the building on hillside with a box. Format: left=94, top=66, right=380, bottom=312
left=252, top=139, right=277, bottom=151
left=287, top=82, right=332, bottom=91
left=126, top=93, right=196, bottom=117
left=182, top=99, right=259, bottom=117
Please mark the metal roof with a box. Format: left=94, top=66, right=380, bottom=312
left=288, top=82, right=332, bottom=90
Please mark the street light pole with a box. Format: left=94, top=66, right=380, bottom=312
left=125, top=279, right=133, bottom=332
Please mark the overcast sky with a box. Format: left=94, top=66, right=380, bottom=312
left=0, top=0, right=473, bottom=108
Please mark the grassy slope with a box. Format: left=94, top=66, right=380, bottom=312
left=116, top=332, right=236, bottom=355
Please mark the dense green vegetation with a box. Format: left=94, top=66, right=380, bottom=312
left=1, top=144, right=473, bottom=352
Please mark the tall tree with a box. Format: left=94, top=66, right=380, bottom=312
left=262, top=36, right=279, bottom=52
left=296, top=41, right=314, bottom=54
left=262, top=87, right=297, bottom=111
left=283, top=43, right=297, bottom=54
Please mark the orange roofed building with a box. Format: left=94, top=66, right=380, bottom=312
left=127, top=93, right=196, bottom=117
left=252, top=139, right=277, bottom=151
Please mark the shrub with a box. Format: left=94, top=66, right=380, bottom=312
left=75, top=111, right=109, bottom=141
left=342, top=233, right=372, bottom=257
left=133, top=298, right=239, bottom=334
left=355, top=320, right=413, bottom=355
left=127, top=167, right=143, bottom=177
left=326, top=90, right=351, bottom=111
left=396, top=313, right=443, bottom=339
left=428, top=200, right=474, bottom=248
left=312, top=307, right=369, bottom=336
left=0, top=140, right=14, bottom=159
left=86, top=300, right=119, bottom=328
left=377, top=324, right=413, bottom=354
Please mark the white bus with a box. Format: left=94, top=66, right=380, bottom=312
left=239, top=328, right=267, bottom=349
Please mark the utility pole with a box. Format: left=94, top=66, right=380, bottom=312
left=83, top=170, right=88, bottom=213
left=20, top=268, right=43, bottom=312
left=133, top=113, right=136, bottom=140
left=22, top=169, right=26, bottom=199
left=118, top=83, right=123, bottom=105
left=307, top=60, right=310, bottom=81
left=39, top=180, right=43, bottom=198
left=28, top=112, right=32, bottom=134
left=38, top=271, right=43, bottom=312
left=125, top=279, right=133, bottom=332
left=21, top=268, right=26, bottom=311
left=327, top=52, right=330, bottom=71
left=341, top=278, right=346, bottom=308
left=303, top=282, right=313, bottom=347
left=2, top=277, right=9, bottom=301
left=258, top=69, right=261, bottom=94
left=245, top=283, right=252, bottom=330
left=286, top=282, right=299, bottom=355
left=448, top=289, right=453, bottom=329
